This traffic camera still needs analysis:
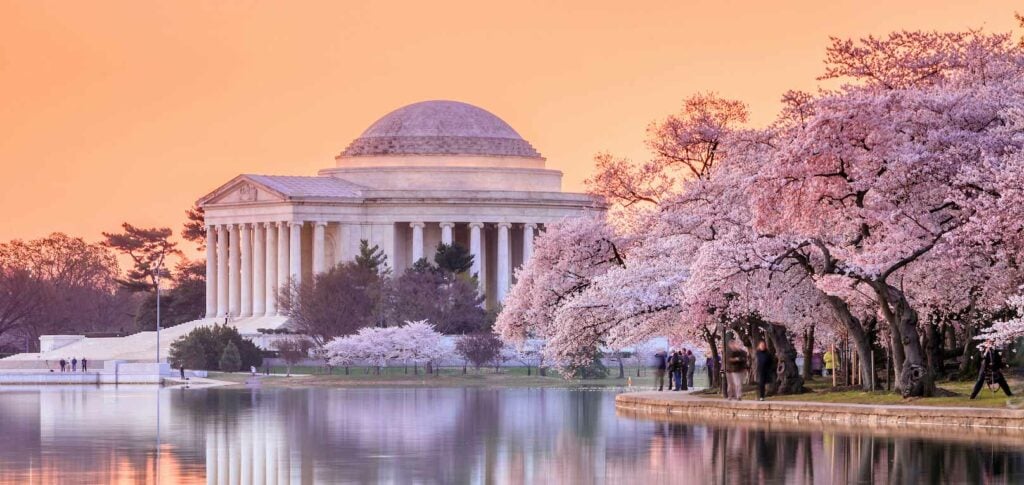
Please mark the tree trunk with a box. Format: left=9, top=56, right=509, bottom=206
left=702, top=327, right=720, bottom=388
left=873, top=282, right=934, bottom=397
left=824, top=295, right=875, bottom=390
left=802, top=327, right=814, bottom=381
left=616, top=353, right=625, bottom=379
left=763, top=321, right=804, bottom=394
left=924, top=320, right=944, bottom=380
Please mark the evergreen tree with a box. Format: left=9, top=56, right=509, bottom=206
left=355, top=240, right=390, bottom=276
left=218, top=341, right=242, bottom=372
left=167, top=324, right=262, bottom=370
left=101, top=223, right=180, bottom=292
left=181, top=204, right=206, bottom=251
left=434, top=243, right=474, bottom=274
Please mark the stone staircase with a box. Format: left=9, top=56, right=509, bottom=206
left=0, top=315, right=289, bottom=369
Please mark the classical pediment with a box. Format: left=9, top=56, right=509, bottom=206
left=199, top=176, right=287, bottom=206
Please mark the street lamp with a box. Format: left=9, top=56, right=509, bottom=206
left=155, top=260, right=163, bottom=365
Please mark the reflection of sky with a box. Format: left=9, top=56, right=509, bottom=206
left=1, top=387, right=1024, bottom=484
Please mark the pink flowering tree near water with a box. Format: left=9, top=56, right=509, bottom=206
left=326, top=320, right=449, bottom=374
left=498, top=26, right=1024, bottom=397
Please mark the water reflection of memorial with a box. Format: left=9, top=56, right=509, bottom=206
left=2, top=387, right=1024, bottom=484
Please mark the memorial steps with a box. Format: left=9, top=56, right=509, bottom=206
left=0, top=315, right=288, bottom=370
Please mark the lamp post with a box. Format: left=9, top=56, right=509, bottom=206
left=155, top=260, right=163, bottom=365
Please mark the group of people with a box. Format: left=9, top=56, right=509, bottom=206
left=653, top=339, right=775, bottom=402
left=58, top=357, right=87, bottom=372
left=653, top=349, right=697, bottom=391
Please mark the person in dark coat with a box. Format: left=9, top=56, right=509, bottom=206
left=705, top=355, right=715, bottom=387
left=653, top=351, right=668, bottom=391
left=971, top=346, right=1013, bottom=399
left=667, top=351, right=679, bottom=391
left=59, top=359, right=66, bottom=373
left=725, top=340, right=749, bottom=400
left=686, top=350, right=697, bottom=388
left=81, top=358, right=87, bottom=372
left=755, top=341, right=772, bottom=401
left=676, top=351, right=688, bottom=391
left=71, top=358, right=77, bottom=372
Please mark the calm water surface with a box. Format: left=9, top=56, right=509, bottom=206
left=0, top=386, right=1021, bottom=484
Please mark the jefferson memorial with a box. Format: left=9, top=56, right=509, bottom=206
left=4, top=100, right=601, bottom=364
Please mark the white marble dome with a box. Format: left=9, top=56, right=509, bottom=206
left=339, top=100, right=542, bottom=158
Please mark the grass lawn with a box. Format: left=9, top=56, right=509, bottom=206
left=207, top=365, right=667, bottom=389
left=697, top=378, right=1022, bottom=409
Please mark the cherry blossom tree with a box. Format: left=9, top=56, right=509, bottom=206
left=325, top=320, right=449, bottom=375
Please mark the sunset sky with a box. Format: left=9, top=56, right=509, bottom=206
left=1, top=1, right=1021, bottom=252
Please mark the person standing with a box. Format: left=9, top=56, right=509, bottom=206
left=70, top=358, right=77, bottom=372
left=705, top=354, right=715, bottom=387
left=676, top=351, right=688, bottom=391
left=667, top=347, right=675, bottom=390
left=654, top=351, right=668, bottom=391
left=59, top=359, right=66, bottom=373
left=686, top=350, right=697, bottom=388
left=823, top=349, right=835, bottom=377
left=755, top=342, right=772, bottom=401
left=725, top=340, right=749, bottom=400
left=81, top=358, right=87, bottom=372
left=971, top=346, right=1014, bottom=399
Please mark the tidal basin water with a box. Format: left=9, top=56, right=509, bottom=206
left=0, top=386, right=1022, bottom=484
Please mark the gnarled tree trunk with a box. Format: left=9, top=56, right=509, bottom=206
left=763, top=321, right=804, bottom=394
left=873, top=282, right=934, bottom=397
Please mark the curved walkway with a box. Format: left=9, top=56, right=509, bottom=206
left=616, top=391, right=1024, bottom=435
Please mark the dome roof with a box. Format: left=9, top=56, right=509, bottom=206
left=339, top=100, right=542, bottom=158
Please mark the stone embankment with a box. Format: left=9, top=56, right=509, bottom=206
left=616, top=391, right=1024, bottom=436
left=0, top=362, right=172, bottom=385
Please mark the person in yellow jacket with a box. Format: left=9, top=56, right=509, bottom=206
left=823, top=350, right=835, bottom=376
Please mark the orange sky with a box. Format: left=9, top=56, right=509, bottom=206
left=1, top=1, right=1020, bottom=253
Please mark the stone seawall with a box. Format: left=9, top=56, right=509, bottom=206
left=616, top=392, right=1024, bottom=435
left=0, top=372, right=163, bottom=385
left=0, top=362, right=171, bottom=385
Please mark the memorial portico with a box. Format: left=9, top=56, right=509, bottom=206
left=199, top=100, right=603, bottom=311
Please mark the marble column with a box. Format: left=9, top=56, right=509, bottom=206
left=335, top=224, right=347, bottom=265
left=206, top=225, right=217, bottom=318
left=410, top=222, right=425, bottom=262
left=523, top=223, right=537, bottom=264
left=229, top=224, right=241, bottom=317
left=289, top=222, right=303, bottom=286
left=276, top=222, right=289, bottom=315
left=253, top=223, right=266, bottom=317
left=240, top=224, right=253, bottom=317
left=469, top=222, right=483, bottom=281
left=440, top=221, right=454, bottom=245
left=497, top=222, right=511, bottom=303
left=217, top=225, right=229, bottom=317
left=312, top=222, right=326, bottom=275
left=265, top=223, right=278, bottom=316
